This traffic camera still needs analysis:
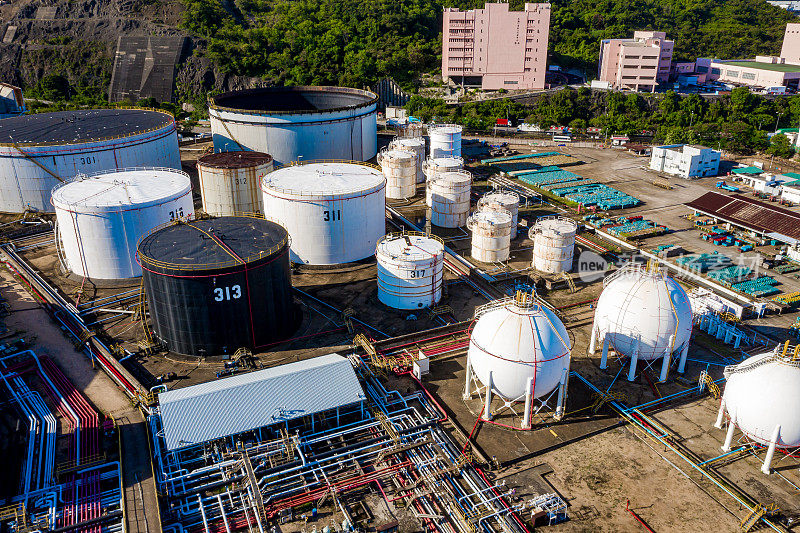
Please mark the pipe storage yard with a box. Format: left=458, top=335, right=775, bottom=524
left=53, top=167, right=193, bottom=280
left=0, top=109, right=180, bottom=213
left=4, top=134, right=800, bottom=533
left=208, top=86, right=378, bottom=165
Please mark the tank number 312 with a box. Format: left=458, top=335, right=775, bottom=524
left=214, top=285, right=242, bottom=301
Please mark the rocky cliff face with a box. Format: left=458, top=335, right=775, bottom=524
left=0, top=0, right=259, bottom=101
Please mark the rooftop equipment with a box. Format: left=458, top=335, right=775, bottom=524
left=52, top=168, right=193, bottom=280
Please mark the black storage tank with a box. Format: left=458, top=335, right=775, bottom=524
left=137, top=216, right=298, bottom=356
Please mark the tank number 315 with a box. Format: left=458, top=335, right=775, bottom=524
left=214, top=285, right=242, bottom=301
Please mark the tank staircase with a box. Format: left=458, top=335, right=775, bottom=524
left=697, top=371, right=720, bottom=399
left=561, top=272, right=577, bottom=293
left=740, top=504, right=768, bottom=532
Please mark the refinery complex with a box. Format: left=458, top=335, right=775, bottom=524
left=0, top=85, right=799, bottom=533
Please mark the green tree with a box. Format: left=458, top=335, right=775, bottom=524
left=767, top=133, right=795, bottom=158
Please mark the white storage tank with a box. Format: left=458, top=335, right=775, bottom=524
left=468, top=292, right=571, bottom=401
left=261, top=161, right=386, bottom=265
left=428, top=124, right=462, bottom=158
left=468, top=209, right=513, bottom=263
left=0, top=109, right=180, bottom=213
left=530, top=216, right=577, bottom=273
left=428, top=170, right=471, bottom=228
left=377, top=148, right=416, bottom=200
left=478, top=190, right=520, bottom=235
left=720, top=349, right=800, bottom=450
left=209, top=86, right=378, bottom=166
left=197, top=151, right=273, bottom=216
left=423, top=157, right=464, bottom=191
left=376, top=232, right=445, bottom=310
left=53, top=168, right=193, bottom=280
left=390, top=137, right=426, bottom=183
left=592, top=263, right=692, bottom=361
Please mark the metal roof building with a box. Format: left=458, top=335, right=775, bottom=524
left=685, top=191, right=800, bottom=242
left=158, top=353, right=366, bottom=450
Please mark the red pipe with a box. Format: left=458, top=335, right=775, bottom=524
left=462, top=406, right=484, bottom=454
left=626, top=499, right=655, bottom=532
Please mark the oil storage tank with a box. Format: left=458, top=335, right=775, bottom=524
left=0, top=109, right=180, bottom=213
left=423, top=157, right=463, bottom=188
left=209, top=86, right=378, bottom=166
left=261, top=161, right=386, bottom=265
left=427, top=170, right=471, bottom=228
left=428, top=125, right=462, bottom=158
left=377, top=148, right=416, bottom=200
left=138, top=216, right=297, bottom=356
left=197, top=151, right=273, bottom=216
left=478, top=191, right=520, bottom=235
left=53, top=168, right=193, bottom=280
left=376, top=232, right=444, bottom=310
left=390, top=137, right=425, bottom=183
left=468, top=209, right=513, bottom=263
left=530, top=216, right=577, bottom=273
left=466, top=291, right=571, bottom=427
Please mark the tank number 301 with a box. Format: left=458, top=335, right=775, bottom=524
left=323, top=210, right=342, bottom=221
left=214, top=285, right=242, bottom=301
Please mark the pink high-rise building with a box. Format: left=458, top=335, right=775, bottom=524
left=441, top=2, right=550, bottom=91
left=781, top=23, right=800, bottom=64
left=597, top=31, right=674, bottom=92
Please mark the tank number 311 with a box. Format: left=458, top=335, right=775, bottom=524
left=214, top=285, right=242, bottom=301
left=323, top=210, right=342, bottom=221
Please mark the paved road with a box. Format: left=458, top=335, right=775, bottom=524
left=0, top=270, right=161, bottom=533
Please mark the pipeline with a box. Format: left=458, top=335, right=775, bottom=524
left=626, top=499, right=655, bottom=532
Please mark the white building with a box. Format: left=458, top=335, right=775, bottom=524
left=0, top=83, right=24, bottom=119
left=649, top=144, right=720, bottom=179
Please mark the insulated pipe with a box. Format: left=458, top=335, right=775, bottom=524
left=761, top=425, right=781, bottom=475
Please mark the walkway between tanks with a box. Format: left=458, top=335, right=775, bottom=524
left=0, top=269, right=162, bottom=533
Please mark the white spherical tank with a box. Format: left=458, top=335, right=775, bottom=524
left=390, top=137, right=426, bottom=183
left=376, top=233, right=445, bottom=310
left=423, top=157, right=464, bottom=197
left=377, top=148, right=416, bottom=200
left=593, top=264, right=693, bottom=361
left=530, top=217, right=577, bottom=273
left=261, top=161, right=386, bottom=265
left=428, top=170, right=472, bottom=228
left=428, top=124, right=462, bottom=158
left=478, top=191, right=520, bottom=235
left=468, top=209, right=513, bottom=263
left=197, top=151, right=273, bottom=216
left=469, top=295, right=571, bottom=400
left=722, top=350, right=800, bottom=447
left=0, top=109, right=180, bottom=213
left=53, top=168, right=193, bottom=280
left=209, top=87, right=378, bottom=166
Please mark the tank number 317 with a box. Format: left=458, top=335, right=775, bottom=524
left=214, top=285, right=242, bottom=301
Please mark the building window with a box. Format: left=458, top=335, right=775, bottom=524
left=504, top=81, right=518, bottom=85
left=711, top=68, right=721, bottom=75
left=742, top=72, right=756, bottom=80
left=622, top=75, right=637, bottom=79
left=726, top=70, right=739, bottom=78
left=697, top=66, right=708, bottom=73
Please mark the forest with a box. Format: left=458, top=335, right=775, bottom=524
left=180, top=0, right=797, bottom=87
left=406, top=88, right=800, bottom=156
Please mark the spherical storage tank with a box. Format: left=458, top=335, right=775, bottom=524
left=377, top=148, right=416, bottom=200
left=389, top=137, right=425, bottom=183
left=530, top=216, right=577, bottom=273
left=721, top=349, right=800, bottom=448
left=428, top=170, right=471, bottom=228
left=261, top=161, right=386, bottom=265
left=376, top=233, right=444, bottom=310
left=478, top=191, right=520, bottom=235
left=423, top=157, right=463, bottom=192
left=469, top=294, right=571, bottom=400
left=592, top=264, right=692, bottom=361
left=428, top=124, right=462, bottom=158
left=468, top=209, right=513, bottom=263
left=0, top=109, right=180, bottom=213
left=209, top=86, right=378, bottom=166
left=197, top=151, right=273, bottom=216
left=53, top=168, right=193, bottom=280
left=138, top=217, right=297, bottom=356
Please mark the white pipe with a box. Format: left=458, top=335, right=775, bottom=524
left=217, top=494, right=231, bottom=533
left=522, top=377, right=533, bottom=429
left=722, top=418, right=736, bottom=452
left=197, top=495, right=210, bottom=533
left=761, top=425, right=781, bottom=475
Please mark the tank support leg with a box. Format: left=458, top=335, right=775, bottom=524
left=600, top=337, right=610, bottom=370
left=588, top=325, right=597, bottom=355
left=722, top=418, right=736, bottom=452
left=714, top=400, right=725, bottom=429
left=659, top=334, right=675, bottom=383
left=678, top=341, right=690, bottom=374
left=463, top=352, right=473, bottom=400
left=627, top=343, right=640, bottom=382
left=484, top=371, right=493, bottom=421
left=761, top=425, right=781, bottom=475
left=555, top=369, right=568, bottom=421
left=522, top=377, right=534, bottom=429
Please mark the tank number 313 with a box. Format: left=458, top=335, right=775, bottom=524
left=214, top=285, right=242, bottom=301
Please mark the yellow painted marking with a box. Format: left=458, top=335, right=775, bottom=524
left=549, top=429, right=558, bottom=438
